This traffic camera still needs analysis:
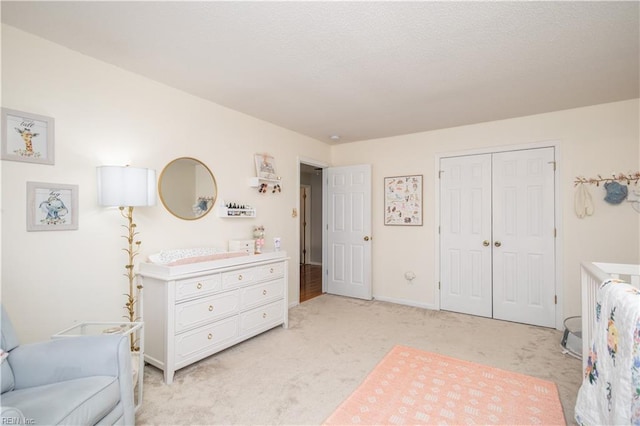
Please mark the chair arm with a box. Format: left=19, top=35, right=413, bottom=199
left=9, top=335, right=130, bottom=390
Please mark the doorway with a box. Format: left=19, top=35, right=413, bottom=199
left=300, top=163, right=324, bottom=302
left=439, top=147, right=557, bottom=327
left=300, top=185, right=311, bottom=265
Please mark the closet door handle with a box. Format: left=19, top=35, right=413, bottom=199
left=482, top=240, right=490, bottom=247
left=494, top=241, right=502, bottom=247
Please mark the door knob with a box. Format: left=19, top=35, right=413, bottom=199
left=494, top=241, right=502, bottom=247
left=482, top=240, right=490, bottom=247
left=364, top=236, right=370, bottom=241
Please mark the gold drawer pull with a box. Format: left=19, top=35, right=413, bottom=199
left=208, top=305, right=214, bottom=312
left=238, top=274, right=243, bottom=281
left=262, top=290, right=267, bottom=296
left=207, top=333, right=213, bottom=340
left=269, top=267, right=274, bottom=273
left=262, top=313, right=267, bottom=319
left=197, top=283, right=203, bottom=289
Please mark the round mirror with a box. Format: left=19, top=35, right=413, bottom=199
left=158, top=157, right=217, bottom=220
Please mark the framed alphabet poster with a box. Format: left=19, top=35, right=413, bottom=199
left=2, top=108, right=55, bottom=165
left=384, top=175, right=423, bottom=226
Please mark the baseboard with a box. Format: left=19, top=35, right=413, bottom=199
left=288, top=301, right=300, bottom=309
left=373, top=295, right=437, bottom=311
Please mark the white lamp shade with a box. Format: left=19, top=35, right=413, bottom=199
left=97, top=166, right=157, bottom=207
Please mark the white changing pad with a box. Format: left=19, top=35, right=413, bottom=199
left=148, top=247, right=226, bottom=265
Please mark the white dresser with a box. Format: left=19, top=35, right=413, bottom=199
left=139, top=251, right=289, bottom=384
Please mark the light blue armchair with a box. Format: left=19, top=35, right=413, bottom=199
left=1, top=307, right=135, bottom=425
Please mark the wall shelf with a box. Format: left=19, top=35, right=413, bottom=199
left=217, top=200, right=256, bottom=218
left=248, top=177, right=281, bottom=187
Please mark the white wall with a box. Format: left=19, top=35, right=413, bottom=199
left=331, top=99, right=640, bottom=321
left=1, top=25, right=330, bottom=343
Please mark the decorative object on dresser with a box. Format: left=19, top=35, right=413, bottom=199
left=228, top=239, right=256, bottom=255
left=139, top=251, right=289, bottom=384
left=253, top=225, right=265, bottom=254
left=158, top=157, right=217, bottom=220
left=96, top=165, right=156, bottom=351
left=1, top=107, right=55, bottom=165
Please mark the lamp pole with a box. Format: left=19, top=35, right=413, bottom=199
left=121, top=206, right=142, bottom=352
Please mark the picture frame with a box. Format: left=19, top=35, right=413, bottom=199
left=1, top=108, right=55, bottom=165
left=254, top=153, right=277, bottom=180
left=27, top=182, right=78, bottom=231
left=384, top=175, right=423, bottom=226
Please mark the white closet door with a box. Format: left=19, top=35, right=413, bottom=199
left=440, top=154, right=493, bottom=317
left=492, top=148, right=556, bottom=327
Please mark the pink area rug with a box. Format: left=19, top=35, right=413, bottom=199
left=324, top=345, right=565, bottom=425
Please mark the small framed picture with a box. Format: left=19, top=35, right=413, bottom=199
left=384, top=175, right=423, bottom=226
left=254, top=153, right=277, bottom=180
left=27, top=182, right=78, bottom=231
left=1, top=108, right=55, bottom=165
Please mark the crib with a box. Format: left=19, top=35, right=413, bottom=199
left=580, top=261, right=640, bottom=370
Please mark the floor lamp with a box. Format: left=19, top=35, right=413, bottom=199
left=97, top=165, right=156, bottom=351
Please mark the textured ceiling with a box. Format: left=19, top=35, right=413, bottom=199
left=2, top=1, right=639, bottom=144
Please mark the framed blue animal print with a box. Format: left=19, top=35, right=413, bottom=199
left=27, top=182, right=78, bottom=231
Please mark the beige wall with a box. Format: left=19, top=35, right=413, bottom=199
left=1, top=25, right=330, bottom=343
left=2, top=24, right=638, bottom=343
left=331, top=99, right=640, bottom=323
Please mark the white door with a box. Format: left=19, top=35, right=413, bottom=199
left=492, top=148, right=556, bottom=327
left=440, top=154, right=493, bottom=317
left=439, top=148, right=556, bottom=327
left=326, top=165, right=372, bottom=300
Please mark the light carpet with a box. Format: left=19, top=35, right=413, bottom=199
left=324, top=345, right=565, bottom=425
left=136, top=294, right=581, bottom=425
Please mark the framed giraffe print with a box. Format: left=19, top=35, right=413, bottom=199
left=1, top=108, right=55, bottom=165
left=27, top=182, right=78, bottom=231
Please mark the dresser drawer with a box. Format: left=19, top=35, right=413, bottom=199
left=239, top=279, right=284, bottom=311
left=222, top=267, right=256, bottom=289
left=239, top=300, right=284, bottom=336
left=175, top=274, right=221, bottom=301
left=174, top=316, right=239, bottom=365
left=255, top=262, right=285, bottom=281
left=175, top=291, right=239, bottom=333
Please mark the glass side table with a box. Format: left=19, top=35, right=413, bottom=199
left=52, top=321, right=144, bottom=411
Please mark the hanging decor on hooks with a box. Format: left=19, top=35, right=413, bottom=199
left=573, top=171, right=640, bottom=217
left=573, top=171, right=640, bottom=187
left=574, top=183, right=594, bottom=218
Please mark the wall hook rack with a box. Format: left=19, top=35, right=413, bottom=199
left=574, top=171, right=640, bottom=187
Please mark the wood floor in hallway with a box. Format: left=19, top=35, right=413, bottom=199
left=300, top=263, right=322, bottom=302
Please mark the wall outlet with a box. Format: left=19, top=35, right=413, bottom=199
left=404, top=271, right=416, bottom=282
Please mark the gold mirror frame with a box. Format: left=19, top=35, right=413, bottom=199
left=158, top=157, right=218, bottom=220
